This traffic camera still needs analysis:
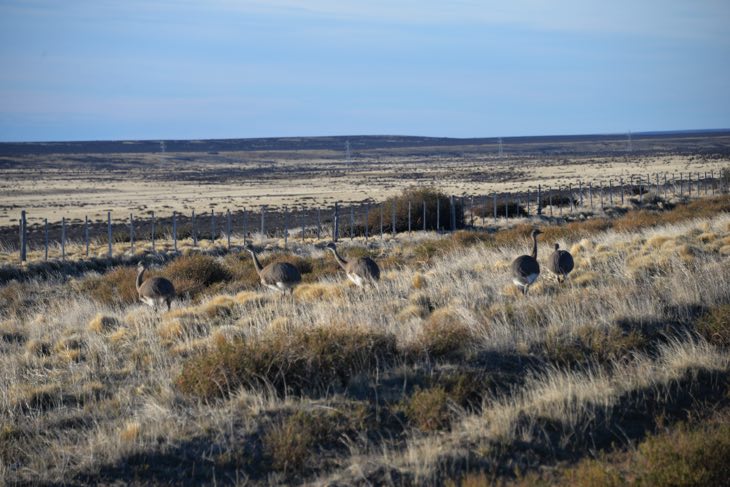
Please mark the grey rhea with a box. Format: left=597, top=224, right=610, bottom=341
left=511, top=229, right=542, bottom=295
left=547, top=243, right=574, bottom=283
left=244, top=243, right=302, bottom=294
left=325, top=242, right=380, bottom=287
left=136, top=262, right=175, bottom=311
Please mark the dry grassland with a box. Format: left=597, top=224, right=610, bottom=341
left=1, top=196, right=729, bottom=485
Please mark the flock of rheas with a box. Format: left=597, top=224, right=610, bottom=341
left=135, top=229, right=567, bottom=309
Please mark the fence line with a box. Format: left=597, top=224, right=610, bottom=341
left=6, top=169, right=730, bottom=263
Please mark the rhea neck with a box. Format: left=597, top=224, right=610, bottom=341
left=328, top=247, right=348, bottom=270
left=136, top=267, right=145, bottom=291
left=247, top=249, right=264, bottom=274
left=531, top=233, right=539, bottom=259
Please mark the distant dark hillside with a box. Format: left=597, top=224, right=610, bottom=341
left=1, top=130, right=729, bottom=156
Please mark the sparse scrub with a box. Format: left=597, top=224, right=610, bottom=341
left=162, top=254, right=230, bottom=299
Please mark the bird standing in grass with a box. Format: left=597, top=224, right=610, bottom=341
left=244, top=243, right=301, bottom=295
left=325, top=242, right=380, bottom=287
left=511, top=229, right=542, bottom=295
left=547, top=243, right=574, bottom=283
left=136, top=261, right=175, bottom=311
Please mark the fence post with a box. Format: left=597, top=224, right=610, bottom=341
left=379, top=204, right=383, bottom=240
left=558, top=187, right=562, bottom=216
left=493, top=193, right=497, bottom=223
left=469, top=196, right=474, bottom=226
left=679, top=172, right=683, bottom=196
left=61, top=217, right=66, bottom=260
left=84, top=215, right=89, bottom=257
left=391, top=200, right=396, bottom=236
left=44, top=218, right=48, bottom=261
left=317, top=207, right=321, bottom=240
left=655, top=173, right=659, bottom=197
left=173, top=211, right=178, bottom=251
left=151, top=211, right=155, bottom=253
left=578, top=181, right=583, bottom=207
left=333, top=202, right=339, bottom=242
left=350, top=205, right=354, bottom=240
left=211, top=209, right=216, bottom=242
left=300, top=208, right=305, bottom=243
left=284, top=206, right=288, bottom=249
left=130, top=213, right=135, bottom=252
left=620, top=177, right=624, bottom=204
left=526, top=191, right=530, bottom=216
left=260, top=206, right=266, bottom=237
left=436, top=198, right=441, bottom=231
left=450, top=195, right=455, bottom=232
left=505, top=195, right=509, bottom=219
left=548, top=188, right=553, bottom=216
left=588, top=183, right=593, bottom=210
left=408, top=201, right=412, bottom=234
left=423, top=200, right=427, bottom=231
left=711, top=170, right=714, bottom=194
left=482, top=195, right=487, bottom=226
left=688, top=173, right=692, bottom=197
left=107, top=211, right=112, bottom=258
left=192, top=209, right=197, bottom=246
left=227, top=209, right=231, bottom=250
left=20, top=210, right=27, bottom=263
left=704, top=171, right=708, bottom=195
left=600, top=185, right=604, bottom=211
left=664, top=173, right=668, bottom=200
left=569, top=184, right=574, bottom=213
left=365, top=203, right=370, bottom=241
left=696, top=172, right=701, bottom=196
left=537, top=185, right=542, bottom=216
left=243, top=207, right=248, bottom=244
left=609, top=180, right=613, bottom=205
left=639, top=175, right=643, bottom=204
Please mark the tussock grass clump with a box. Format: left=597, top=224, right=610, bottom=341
left=163, top=254, right=229, bottom=299
left=88, top=314, right=120, bottom=333
left=696, top=304, right=730, bottom=347
left=543, top=324, right=647, bottom=366
left=77, top=267, right=138, bottom=306
left=176, top=325, right=399, bottom=399
left=264, top=408, right=360, bottom=473
left=418, top=307, right=473, bottom=359
left=401, top=386, right=453, bottom=431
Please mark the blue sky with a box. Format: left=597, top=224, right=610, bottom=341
left=1, top=0, right=729, bottom=142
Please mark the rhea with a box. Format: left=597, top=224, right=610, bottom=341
left=325, top=242, right=380, bottom=287
left=244, top=243, right=301, bottom=294
left=511, top=229, right=542, bottom=295
left=136, top=261, right=175, bottom=311
left=547, top=243, right=574, bottom=283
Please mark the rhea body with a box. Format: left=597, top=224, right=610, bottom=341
left=547, top=243, right=574, bottom=283
left=136, top=262, right=175, bottom=311
left=511, top=229, right=542, bottom=295
left=244, top=243, right=301, bottom=294
left=325, top=242, right=380, bottom=287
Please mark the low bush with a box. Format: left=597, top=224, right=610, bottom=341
left=365, top=187, right=464, bottom=233
left=162, top=254, right=229, bottom=299
left=176, top=325, right=399, bottom=399
left=401, top=386, right=452, bottom=431
left=77, top=267, right=138, bottom=306
left=695, top=304, right=730, bottom=348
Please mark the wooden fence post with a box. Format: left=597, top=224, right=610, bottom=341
left=493, top=193, right=497, bottom=223
left=333, top=202, right=339, bottom=242
left=589, top=182, right=593, bottom=210
left=84, top=215, right=89, bottom=257
left=227, top=209, right=232, bottom=250
left=558, top=187, right=562, bottom=216
left=620, top=177, right=624, bottom=204
left=569, top=184, right=574, bottom=213
left=380, top=204, right=384, bottom=240
left=436, top=198, right=441, bottom=231
left=211, top=209, right=216, bottom=242
left=44, top=218, right=48, bottom=261
left=609, top=180, right=613, bottom=205
left=549, top=188, right=553, bottom=216
left=284, top=206, right=288, bottom=249
left=61, top=217, right=66, bottom=260
left=365, top=204, right=370, bottom=240
left=526, top=191, right=530, bottom=216
left=350, top=205, right=354, bottom=240
left=408, top=201, right=412, bottom=234
left=391, top=200, right=396, bottom=236
left=243, top=207, right=248, bottom=244
left=130, top=213, right=135, bottom=252
left=505, top=195, right=509, bottom=219
left=107, top=211, right=112, bottom=258
left=450, top=195, right=456, bottom=231
left=423, top=200, right=427, bottom=231
left=20, top=210, right=27, bottom=263
left=578, top=181, right=583, bottom=207
left=173, top=212, right=178, bottom=251
left=537, top=185, right=542, bottom=216
left=317, top=207, right=321, bottom=240
left=151, top=211, right=156, bottom=253
left=260, top=206, right=266, bottom=237
left=192, top=209, right=197, bottom=246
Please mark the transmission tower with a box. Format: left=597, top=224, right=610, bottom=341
left=345, top=140, right=351, bottom=166
left=160, top=140, right=166, bottom=153
left=498, top=137, right=503, bottom=157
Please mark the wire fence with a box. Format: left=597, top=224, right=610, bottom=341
left=6, top=169, right=730, bottom=264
